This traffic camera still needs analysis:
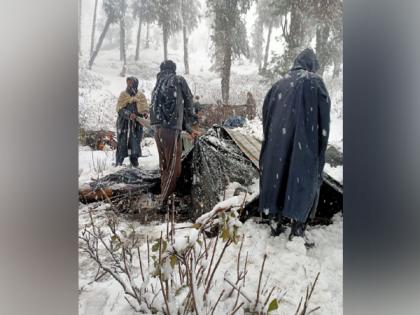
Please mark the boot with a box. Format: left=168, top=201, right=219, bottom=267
left=289, top=220, right=315, bottom=248
left=130, top=156, right=139, bottom=167
left=259, top=211, right=285, bottom=236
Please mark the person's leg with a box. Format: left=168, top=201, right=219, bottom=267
left=159, top=128, right=181, bottom=203
left=129, top=155, right=139, bottom=167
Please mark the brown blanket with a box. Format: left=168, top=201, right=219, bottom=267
left=116, top=91, right=148, bottom=113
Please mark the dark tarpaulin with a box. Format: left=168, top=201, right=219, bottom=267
left=258, top=49, right=331, bottom=222
left=180, top=127, right=259, bottom=220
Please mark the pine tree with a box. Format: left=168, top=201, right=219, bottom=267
left=79, top=0, right=83, bottom=56
left=207, top=0, right=252, bottom=104
left=257, top=0, right=281, bottom=71
left=119, top=0, right=127, bottom=64
left=181, top=0, right=200, bottom=74
left=132, top=0, right=157, bottom=61
left=155, top=0, right=182, bottom=60
left=90, top=0, right=99, bottom=57
left=88, top=0, right=123, bottom=69
left=251, top=16, right=264, bottom=72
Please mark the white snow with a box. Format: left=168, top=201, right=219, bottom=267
left=78, top=2, right=343, bottom=313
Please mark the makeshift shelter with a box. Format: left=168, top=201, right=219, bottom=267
left=80, top=126, right=343, bottom=223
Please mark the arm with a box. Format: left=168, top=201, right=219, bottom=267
left=135, top=92, right=149, bottom=115
left=116, top=92, right=132, bottom=119
left=316, top=77, right=331, bottom=157
left=261, top=86, right=274, bottom=141
left=179, top=76, right=195, bottom=134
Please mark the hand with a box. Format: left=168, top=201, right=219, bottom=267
left=129, top=113, right=137, bottom=121
left=190, top=130, right=201, bottom=139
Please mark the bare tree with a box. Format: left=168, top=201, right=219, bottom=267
left=79, top=0, right=83, bottom=56
left=180, top=0, right=200, bottom=74
left=90, top=0, right=99, bottom=57
left=88, top=0, right=122, bottom=69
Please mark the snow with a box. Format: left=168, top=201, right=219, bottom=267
left=79, top=3, right=342, bottom=313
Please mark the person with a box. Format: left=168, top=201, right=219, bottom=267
left=192, top=95, right=203, bottom=125
left=150, top=60, right=199, bottom=212
left=258, top=48, right=331, bottom=243
left=115, top=76, right=148, bottom=167
left=245, top=91, right=257, bottom=118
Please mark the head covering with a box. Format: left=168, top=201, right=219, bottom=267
left=126, top=76, right=139, bottom=96
left=160, top=60, right=177, bottom=73
left=291, top=48, right=320, bottom=73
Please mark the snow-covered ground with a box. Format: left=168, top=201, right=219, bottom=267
left=79, top=11, right=343, bottom=314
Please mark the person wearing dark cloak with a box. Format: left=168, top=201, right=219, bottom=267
left=258, top=48, right=331, bottom=242
left=115, top=77, right=148, bottom=167
left=150, top=60, right=199, bottom=212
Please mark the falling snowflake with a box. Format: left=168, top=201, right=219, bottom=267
left=278, top=93, right=282, bottom=100
left=282, top=128, right=286, bottom=135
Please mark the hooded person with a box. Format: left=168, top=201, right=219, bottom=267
left=115, top=76, right=148, bottom=167
left=258, top=48, right=331, bottom=242
left=150, top=60, right=199, bottom=212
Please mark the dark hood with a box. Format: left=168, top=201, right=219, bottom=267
left=291, top=48, right=320, bottom=73
left=126, top=76, right=139, bottom=96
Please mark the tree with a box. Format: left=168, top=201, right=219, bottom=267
left=257, top=0, right=281, bottom=71
left=90, top=0, right=99, bottom=57
left=311, top=0, right=343, bottom=76
left=119, top=0, right=127, bottom=64
left=181, top=0, right=200, bottom=74
left=155, top=0, right=182, bottom=60
left=132, top=0, right=157, bottom=61
left=88, top=0, right=123, bottom=69
left=251, top=16, right=264, bottom=72
left=207, top=0, right=252, bottom=104
left=79, top=0, right=83, bottom=56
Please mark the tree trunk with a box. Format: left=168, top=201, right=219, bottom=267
left=90, top=0, right=98, bottom=57
left=88, top=17, right=112, bottom=69
left=182, top=26, right=189, bottom=74
left=221, top=45, right=232, bottom=105
left=145, top=23, right=150, bottom=48
left=333, top=55, right=341, bottom=78
left=316, top=24, right=330, bottom=76
left=263, top=20, right=273, bottom=71
left=163, top=25, right=168, bottom=61
left=78, top=0, right=82, bottom=56
left=119, top=0, right=126, bottom=62
left=135, top=15, right=142, bottom=61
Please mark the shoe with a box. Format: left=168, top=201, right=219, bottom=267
left=289, top=221, right=315, bottom=248
left=270, top=221, right=286, bottom=236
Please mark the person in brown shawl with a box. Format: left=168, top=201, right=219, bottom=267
left=150, top=60, right=199, bottom=212
left=115, top=76, right=148, bottom=167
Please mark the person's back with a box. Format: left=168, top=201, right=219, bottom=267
left=150, top=60, right=198, bottom=212
left=150, top=60, right=195, bottom=133
left=259, top=48, right=331, bottom=241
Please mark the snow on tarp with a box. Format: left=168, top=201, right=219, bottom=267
left=183, top=126, right=342, bottom=221
left=222, top=126, right=343, bottom=192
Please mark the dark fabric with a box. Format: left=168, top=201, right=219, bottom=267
left=258, top=48, right=331, bottom=223
left=150, top=60, right=195, bottom=133
left=185, top=127, right=259, bottom=220
left=155, top=127, right=182, bottom=203
left=116, top=76, right=143, bottom=165
left=223, top=115, right=246, bottom=128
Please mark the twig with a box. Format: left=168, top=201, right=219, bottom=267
left=210, top=289, right=225, bottom=315
left=230, top=302, right=244, bottom=315
left=254, top=254, right=267, bottom=311
left=223, top=277, right=252, bottom=303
